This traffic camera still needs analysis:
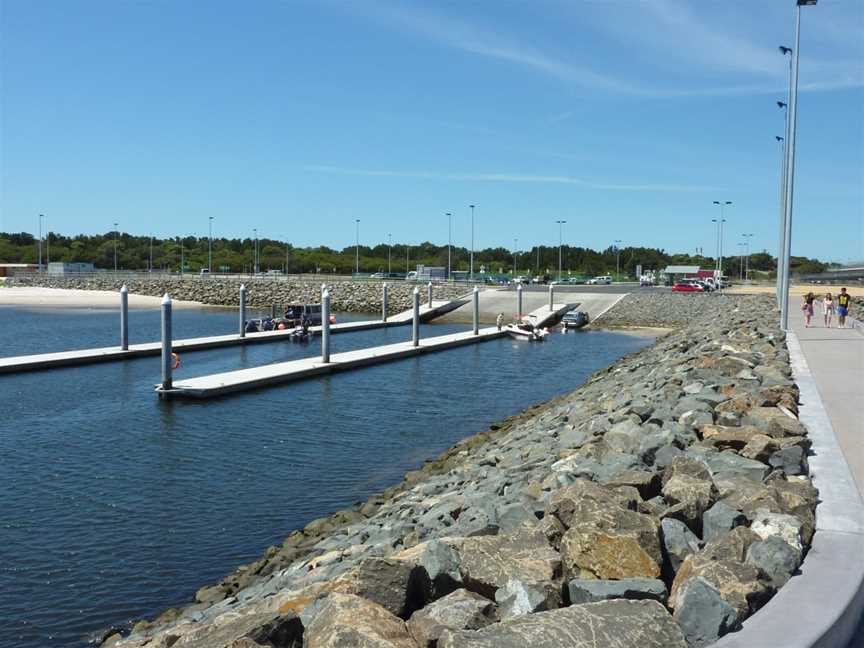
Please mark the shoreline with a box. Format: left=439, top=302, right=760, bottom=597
left=0, top=286, right=202, bottom=310
left=102, top=292, right=819, bottom=647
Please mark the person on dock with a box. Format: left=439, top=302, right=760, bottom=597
left=496, top=313, right=504, bottom=331
left=801, top=292, right=815, bottom=328
left=837, top=288, right=851, bottom=328
left=822, top=292, right=836, bottom=328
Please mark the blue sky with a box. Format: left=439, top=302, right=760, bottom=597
left=1, top=0, right=862, bottom=263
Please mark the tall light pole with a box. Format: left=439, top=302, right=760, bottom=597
left=712, top=201, right=731, bottom=276
left=778, top=46, right=794, bottom=306
left=388, top=233, right=392, bottom=274
left=513, top=238, right=518, bottom=275
left=775, top=131, right=786, bottom=297
left=469, top=205, right=476, bottom=279
left=446, top=213, right=452, bottom=279
left=149, top=234, right=154, bottom=272
left=614, top=239, right=622, bottom=281
left=208, top=216, right=214, bottom=272
left=253, top=228, right=258, bottom=274
left=737, top=242, right=746, bottom=280
left=45, top=215, right=50, bottom=268
left=536, top=245, right=540, bottom=273
left=406, top=243, right=410, bottom=273
left=742, top=233, right=754, bottom=281
left=285, top=239, right=290, bottom=275
left=113, top=222, right=119, bottom=271
left=355, top=219, right=360, bottom=274
left=38, top=214, right=44, bottom=272
left=780, top=1, right=815, bottom=330
left=555, top=220, right=566, bottom=281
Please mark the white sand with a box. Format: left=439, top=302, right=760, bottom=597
left=0, top=287, right=202, bottom=309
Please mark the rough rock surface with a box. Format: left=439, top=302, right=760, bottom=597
left=437, top=600, right=687, bottom=648
left=407, top=589, right=496, bottom=647
left=101, top=293, right=816, bottom=648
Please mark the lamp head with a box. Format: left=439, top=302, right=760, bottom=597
left=797, top=0, right=817, bottom=5
left=779, top=46, right=792, bottom=56
left=777, top=101, right=787, bottom=109
left=776, top=136, right=784, bottom=142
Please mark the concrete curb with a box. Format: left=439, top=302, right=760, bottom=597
left=712, top=329, right=864, bottom=648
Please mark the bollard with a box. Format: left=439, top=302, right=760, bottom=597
left=517, top=284, right=523, bottom=319
left=160, top=293, right=173, bottom=390
left=472, top=286, right=479, bottom=335
left=321, top=289, right=331, bottom=362
left=549, top=284, right=554, bottom=311
left=412, top=287, right=420, bottom=347
left=382, top=283, right=388, bottom=322
left=239, top=284, right=247, bottom=337
left=270, top=303, right=277, bottom=320
left=120, top=285, right=129, bottom=350
left=427, top=281, right=433, bottom=306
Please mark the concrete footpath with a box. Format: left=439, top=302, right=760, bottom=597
left=789, top=314, right=864, bottom=494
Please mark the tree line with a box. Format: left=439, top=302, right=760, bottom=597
left=0, top=231, right=829, bottom=277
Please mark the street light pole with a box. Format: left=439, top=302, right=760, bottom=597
left=446, top=213, right=452, bottom=279
left=469, top=205, right=475, bottom=279
left=712, top=201, right=731, bottom=277
left=743, top=234, right=754, bottom=281
left=780, top=1, right=815, bottom=330
left=355, top=219, right=360, bottom=275
left=149, top=235, right=153, bottom=272
left=45, top=215, right=50, bottom=268
left=614, top=239, right=622, bottom=281
left=555, top=220, right=566, bottom=281
left=253, top=228, right=258, bottom=274
left=778, top=46, right=794, bottom=306
left=113, top=222, right=119, bottom=271
left=208, top=216, right=214, bottom=272
left=388, top=233, right=392, bottom=274
left=38, top=214, right=43, bottom=272
left=775, top=131, right=786, bottom=298
left=513, top=238, right=518, bottom=275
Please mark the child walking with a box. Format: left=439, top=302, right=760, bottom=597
left=822, top=293, right=835, bottom=328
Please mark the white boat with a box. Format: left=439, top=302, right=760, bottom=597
left=504, top=322, right=548, bottom=341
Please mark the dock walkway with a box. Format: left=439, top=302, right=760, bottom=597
left=0, top=298, right=467, bottom=374
left=156, top=302, right=575, bottom=399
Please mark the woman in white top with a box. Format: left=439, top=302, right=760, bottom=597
left=822, top=292, right=836, bottom=328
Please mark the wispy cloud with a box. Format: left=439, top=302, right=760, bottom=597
left=335, top=0, right=862, bottom=97
left=303, top=165, right=715, bottom=193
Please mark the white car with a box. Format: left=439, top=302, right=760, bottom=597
left=587, top=275, right=612, bottom=285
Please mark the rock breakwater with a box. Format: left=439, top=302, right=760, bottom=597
left=5, top=276, right=468, bottom=315
left=104, top=293, right=817, bottom=648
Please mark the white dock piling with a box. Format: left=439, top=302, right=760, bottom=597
left=473, top=287, right=479, bottom=335
left=549, top=284, right=554, bottom=311
left=160, top=293, right=173, bottom=390
left=322, top=289, right=331, bottom=362
left=517, top=284, right=523, bottom=318
left=120, top=285, right=129, bottom=350
left=382, top=283, right=388, bottom=322
left=427, top=281, right=433, bottom=306
left=239, top=284, right=247, bottom=338
left=412, top=287, right=420, bottom=347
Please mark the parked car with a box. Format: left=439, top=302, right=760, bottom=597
left=511, top=275, right=531, bottom=285
left=586, top=275, right=613, bottom=285
left=672, top=280, right=705, bottom=293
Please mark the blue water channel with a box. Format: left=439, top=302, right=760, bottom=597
left=0, top=304, right=653, bottom=647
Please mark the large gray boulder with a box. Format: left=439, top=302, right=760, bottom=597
left=407, top=589, right=496, bottom=647
left=567, top=578, right=667, bottom=604
left=332, top=557, right=429, bottom=619
left=661, top=518, right=700, bottom=574
left=457, top=525, right=561, bottom=598
left=494, top=577, right=561, bottom=618
left=702, top=501, right=747, bottom=543
left=672, top=576, right=740, bottom=647
left=745, top=536, right=800, bottom=587
left=302, top=592, right=417, bottom=648
left=437, top=600, right=687, bottom=647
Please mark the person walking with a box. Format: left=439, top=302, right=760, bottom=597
left=837, top=288, right=851, bottom=328
left=802, top=292, right=816, bottom=328
left=496, top=313, right=504, bottom=331
left=822, top=292, right=836, bottom=328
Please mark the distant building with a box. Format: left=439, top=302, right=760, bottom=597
left=48, top=262, right=95, bottom=275
left=661, top=265, right=701, bottom=285
left=0, top=263, right=41, bottom=277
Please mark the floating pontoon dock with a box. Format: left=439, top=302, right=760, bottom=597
left=155, top=302, right=575, bottom=399
left=0, top=298, right=467, bottom=374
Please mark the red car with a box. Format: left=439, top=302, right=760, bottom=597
left=672, top=281, right=705, bottom=292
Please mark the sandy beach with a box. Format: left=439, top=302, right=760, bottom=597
left=0, top=286, right=202, bottom=309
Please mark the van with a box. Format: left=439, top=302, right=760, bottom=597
left=587, top=275, right=612, bottom=285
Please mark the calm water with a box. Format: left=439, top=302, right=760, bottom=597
left=0, top=305, right=652, bottom=648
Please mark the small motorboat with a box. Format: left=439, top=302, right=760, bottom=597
left=504, top=321, right=548, bottom=341
left=562, top=309, right=590, bottom=330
